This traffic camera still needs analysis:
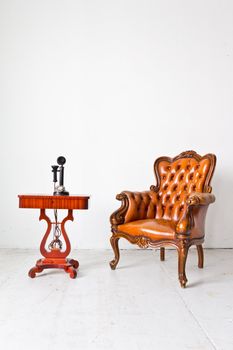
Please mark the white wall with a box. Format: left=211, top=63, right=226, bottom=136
left=0, top=0, right=232, bottom=249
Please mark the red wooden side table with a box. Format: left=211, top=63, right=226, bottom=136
left=18, top=195, right=89, bottom=279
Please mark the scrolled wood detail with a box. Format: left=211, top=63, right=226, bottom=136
left=39, top=209, right=52, bottom=257
left=110, top=193, right=129, bottom=226
left=137, top=236, right=150, bottom=248
left=39, top=209, right=73, bottom=259
left=187, top=195, right=202, bottom=206
left=109, top=150, right=216, bottom=287
left=174, top=150, right=201, bottom=160
left=109, top=229, right=204, bottom=285
left=109, top=235, right=120, bottom=270
left=153, top=150, right=216, bottom=194
left=150, top=185, right=159, bottom=192
left=111, top=231, right=192, bottom=250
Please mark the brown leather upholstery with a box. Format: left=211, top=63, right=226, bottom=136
left=118, top=219, right=176, bottom=240
left=155, top=157, right=211, bottom=221
left=116, top=190, right=215, bottom=239
left=121, top=158, right=213, bottom=225
left=109, top=151, right=216, bottom=288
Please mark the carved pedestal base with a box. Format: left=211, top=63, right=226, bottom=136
left=28, top=209, right=79, bottom=279
left=28, top=258, right=79, bottom=279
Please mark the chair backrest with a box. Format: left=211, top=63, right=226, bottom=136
left=152, top=151, right=216, bottom=221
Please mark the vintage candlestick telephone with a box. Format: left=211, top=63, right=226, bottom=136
left=50, top=156, right=69, bottom=251
left=51, top=156, right=69, bottom=196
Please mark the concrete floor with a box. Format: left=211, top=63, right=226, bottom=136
left=0, top=248, right=232, bottom=350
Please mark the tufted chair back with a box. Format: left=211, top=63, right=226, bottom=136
left=151, top=151, right=216, bottom=222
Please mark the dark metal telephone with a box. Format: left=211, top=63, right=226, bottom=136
left=51, top=156, right=69, bottom=196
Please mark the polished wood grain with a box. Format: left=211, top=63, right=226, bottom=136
left=18, top=195, right=89, bottom=209
left=18, top=194, right=89, bottom=279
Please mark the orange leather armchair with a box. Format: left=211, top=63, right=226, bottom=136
left=109, top=151, right=216, bottom=287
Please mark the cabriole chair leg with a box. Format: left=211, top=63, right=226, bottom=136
left=160, top=247, right=165, bottom=261
left=178, top=243, right=189, bottom=288
left=109, top=235, right=120, bottom=270
left=196, top=244, right=204, bottom=268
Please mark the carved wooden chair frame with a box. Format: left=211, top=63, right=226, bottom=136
left=109, top=151, right=216, bottom=287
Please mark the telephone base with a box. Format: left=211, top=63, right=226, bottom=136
left=53, top=191, right=69, bottom=196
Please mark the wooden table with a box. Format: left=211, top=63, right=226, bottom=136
left=18, top=195, right=89, bottom=278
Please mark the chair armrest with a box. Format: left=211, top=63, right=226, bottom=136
left=176, top=192, right=216, bottom=235
left=110, top=190, right=157, bottom=226
left=186, top=192, right=215, bottom=206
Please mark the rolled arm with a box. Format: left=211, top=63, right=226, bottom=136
left=110, top=190, right=158, bottom=226
left=176, top=192, right=216, bottom=235
left=186, top=192, right=215, bottom=206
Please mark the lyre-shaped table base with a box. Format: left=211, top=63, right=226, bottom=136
left=18, top=194, right=89, bottom=279
left=28, top=209, right=79, bottom=279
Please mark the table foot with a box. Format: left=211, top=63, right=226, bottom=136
left=28, top=266, right=43, bottom=278
left=64, top=266, right=77, bottom=279
left=68, top=258, right=79, bottom=269
left=28, top=258, right=79, bottom=279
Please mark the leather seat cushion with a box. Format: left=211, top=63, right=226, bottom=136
left=118, top=219, right=176, bottom=240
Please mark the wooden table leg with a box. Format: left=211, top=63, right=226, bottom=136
left=28, top=209, right=79, bottom=279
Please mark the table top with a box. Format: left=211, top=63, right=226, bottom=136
left=18, top=194, right=90, bottom=210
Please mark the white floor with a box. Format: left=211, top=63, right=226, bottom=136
left=0, top=249, right=232, bottom=350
